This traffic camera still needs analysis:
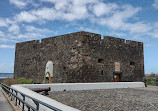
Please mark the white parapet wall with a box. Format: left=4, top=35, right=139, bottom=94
left=21, top=82, right=145, bottom=92
left=11, top=82, right=145, bottom=111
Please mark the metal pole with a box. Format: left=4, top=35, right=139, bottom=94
left=33, top=100, right=39, bottom=111
left=15, top=91, right=18, bottom=106
left=11, top=89, right=13, bottom=101
left=22, top=95, right=25, bottom=111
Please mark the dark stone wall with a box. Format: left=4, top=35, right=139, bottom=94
left=14, top=31, right=144, bottom=83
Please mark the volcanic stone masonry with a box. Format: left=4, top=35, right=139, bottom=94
left=14, top=31, right=144, bottom=83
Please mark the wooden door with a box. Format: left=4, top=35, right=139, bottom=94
left=114, top=74, right=120, bottom=82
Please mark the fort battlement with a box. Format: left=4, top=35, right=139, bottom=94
left=16, top=31, right=143, bottom=51
left=14, top=31, right=144, bottom=83
left=16, top=40, right=40, bottom=50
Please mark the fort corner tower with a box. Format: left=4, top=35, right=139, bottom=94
left=14, top=31, right=144, bottom=83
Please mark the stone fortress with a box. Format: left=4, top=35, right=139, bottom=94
left=14, top=31, right=144, bottom=83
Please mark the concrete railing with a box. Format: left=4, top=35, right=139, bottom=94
left=21, top=82, right=145, bottom=92
left=11, top=85, right=80, bottom=111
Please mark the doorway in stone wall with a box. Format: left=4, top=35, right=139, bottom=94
left=113, top=72, right=122, bottom=82
left=43, top=61, right=53, bottom=83
left=114, top=62, right=122, bottom=82
left=114, top=74, right=120, bottom=82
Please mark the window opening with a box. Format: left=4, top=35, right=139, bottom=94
left=98, top=59, right=104, bottom=63
left=130, top=62, right=135, bottom=66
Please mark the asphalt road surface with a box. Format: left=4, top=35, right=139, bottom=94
left=0, top=88, right=14, bottom=111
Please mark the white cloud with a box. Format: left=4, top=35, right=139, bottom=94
left=0, top=31, right=4, bottom=36
left=62, top=5, right=88, bottom=21
left=32, top=8, right=58, bottom=21
left=0, top=23, right=53, bottom=42
left=5, top=18, right=15, bottom=24
left=9, top=0, right=27, bottom=8
left=42, top=0, right=71, bottom=10
left=15, top=8, right=59, bottom=23
left=13, top=25, right=55, bottom=40
left=147, top=29, right=158, bottom=38
left=16, top=11, right=37, bottom=23
left=9, top=0, right=38, bottom=9
left=14, top=0, right=96, bottom=23
left=8, top=24, right=20, bottom=34
left=0, top=44, right=15, bottom=48
left=25, top=25, right=52, bottom=33
left=92, top=2, right=118, bottom=17
left=125, top=22, right=151, bottom=33
left=0, top=19, right=8, bottom=27
left=0, top=38, right=18, bottom=42
left=40, top=0, right=54, bottom=2
left=41, top=0, right=98, bottom=5
left=34, top=1, right=146, bottom=34
left=0, top=30, right=19, bottom=42
left=73, top=0, right=99, bottom=5
left=153, top=0, right=158, bottom=9
left=96, top=5, right=148, bottom=34
left=15, top=1, right=138, bottom=24
left=154, top=22, right=158, bottom=28
left=11, top=32, right=46, bottom=40
left=3, top=0, right=158, bottom=42
left=15, top=5, right=88, bottom=23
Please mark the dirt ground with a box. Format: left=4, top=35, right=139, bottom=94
left=136, top=85, right=158, bottom=91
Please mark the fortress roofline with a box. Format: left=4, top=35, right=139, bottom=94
left=45, top=31, right=101, bottom=39
left=16, top=31, right=143, bottom=45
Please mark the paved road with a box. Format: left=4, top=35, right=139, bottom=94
left=0, top=88, right=14, bottom=111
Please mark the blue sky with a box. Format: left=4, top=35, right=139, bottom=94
left=0, top=0, right=158, bottom=74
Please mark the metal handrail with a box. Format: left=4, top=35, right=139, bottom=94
left=1, top=83, right=62, bottom=111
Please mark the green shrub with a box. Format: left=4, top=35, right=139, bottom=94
left=151, top=78, right=156, bottom=86
left=18, top=77, right=33, bottom=84
left=147, top=78, right=151, bottom=85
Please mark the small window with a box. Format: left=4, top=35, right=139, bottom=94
left=81, top=41, right=85, bottom=43
left=101, top=71, right=104, bottom=75
left=130, top=62, right=135, bottom=66
left=98, top=59, right=104, bottom=63
left=63, top=66, right=66, bottom=70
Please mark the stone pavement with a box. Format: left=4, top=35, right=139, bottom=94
left=47, top=87, right=158, bottom=111
left=0, top=88, right=14, bottom=111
